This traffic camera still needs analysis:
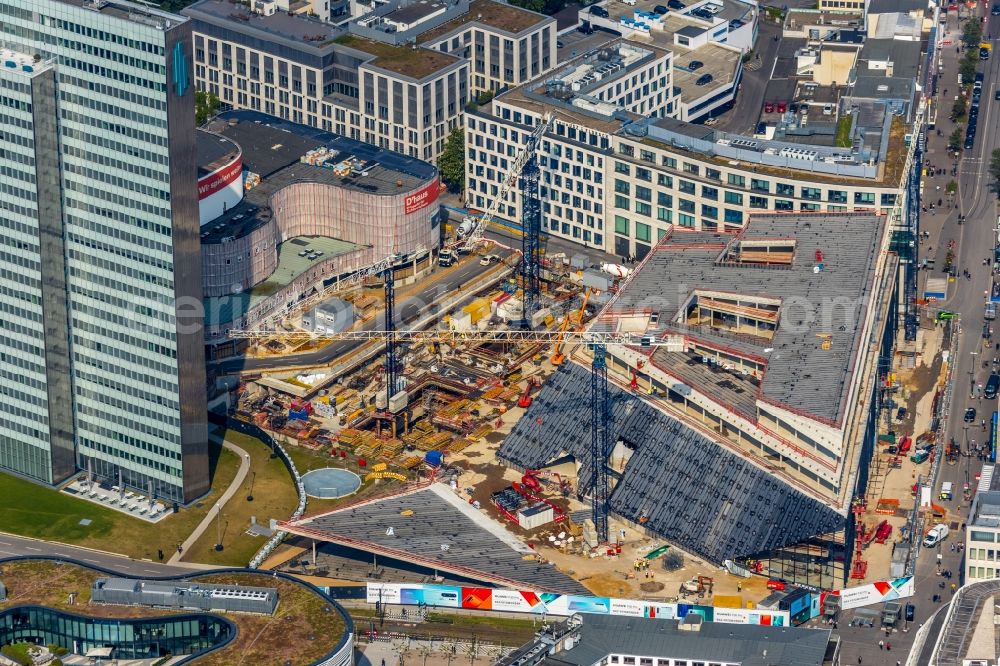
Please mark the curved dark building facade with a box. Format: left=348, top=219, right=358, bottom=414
left=0, top=606, right=234, bottom=660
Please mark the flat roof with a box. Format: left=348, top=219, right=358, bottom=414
left=668, top=43, right=740, bottom=100
left=602, top=212, right=886, bottom=425
left=53, top=0, right=186, bottom=29
left=495, top=39, right=660, bottom=133
left=203, top=236, right=361, bottom=326
left=196, top=129, right=241, bottom=178
left=200, top=110, right=436, bottom=243
left=543, top=615, right=831, bottom=666
left=283, top=484, right=592, bottom=594
left=417, top=0, right=550, bottom=43
left=331, top=33, right=461, bottom=78
left=858, top=38, right=922, bottom=80
left=386, top=0, right=447, bottom=25
left=868, top=0, right=928, bottom=13
left=185, top=0, right=339, bottom=46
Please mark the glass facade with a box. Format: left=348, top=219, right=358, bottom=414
left=0, top=0, right=210, bottom=502
left=0, top=606, right=233, bottom=660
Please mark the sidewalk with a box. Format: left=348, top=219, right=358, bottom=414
left=167, top=440, right=251, bottom=565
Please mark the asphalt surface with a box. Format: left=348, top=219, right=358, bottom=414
left=713, top=18, right=784, bottom=135
left=823, top=7, right=1000, bottom=665
left=0, top=533, right=198, bottom=577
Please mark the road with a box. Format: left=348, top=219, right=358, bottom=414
left=0, top=533, right=198, bottom=577
left=828, top=7, right=1000, bottom=665
left=209, top=252, right=500, bottom=374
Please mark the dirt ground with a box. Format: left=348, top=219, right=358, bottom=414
left=849, top=325, right=949, bottom=584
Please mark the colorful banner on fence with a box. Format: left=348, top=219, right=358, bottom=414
left=828, top=577, right=914, bottom=610
left=365, top=583, right=788, bottom=626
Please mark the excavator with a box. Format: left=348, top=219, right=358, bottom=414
left=552, top=288, right=594, bottom=366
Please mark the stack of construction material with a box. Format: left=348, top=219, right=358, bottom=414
left=355, top=439, right=381, bottom=459
left=379, top=438, right=404, bottom=459
left=401, top=456, right=424, bottom=469
left=417, top=432, right=452, bottom=452
left=468, top=424, right=493, bottom=441
left=481, top=386, right=505, bottom=405
left=336, top=429, right=366, bottom=450
left=448, top=439, right=471, bottom=454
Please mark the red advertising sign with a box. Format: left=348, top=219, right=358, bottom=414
left=198, top=156, right=243, bottom=200
left=404, top=179, right=440, bottom=214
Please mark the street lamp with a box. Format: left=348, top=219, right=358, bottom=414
left=214, top=502, right=224, bottom=552
left=246, top=469, right=256, bottom=502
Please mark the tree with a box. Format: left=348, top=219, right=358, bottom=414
left=960, top=57, right=978, bottom=85
left=952, top=95, right=967, bottom=120
left=949, top=128, right=964, bottom=151
left=947, top=179, right=959, bottom=194
left=438, top=127, right=465, bottom=193
left=195, top=90, right=220, bottom=126
left=963, top=18, right=983, bottom=49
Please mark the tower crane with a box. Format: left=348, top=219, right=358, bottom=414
left=457, top=113, right=554, bottom=325
left=230, top=326, right=676, bottom=544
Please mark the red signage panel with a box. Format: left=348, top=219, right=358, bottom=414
left=198, top=156, right=243, bottom=200
left=404, top=179, right=440, bottom=214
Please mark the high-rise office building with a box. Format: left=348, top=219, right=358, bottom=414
left=0, top=0, right=209, bottom=503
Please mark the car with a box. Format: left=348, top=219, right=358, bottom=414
left=479, top=254, right=501, bottom=266
left=982, top=47, right=991, bottom=60
left=966, top=137, right=976, bottom=150
left=556, top=40, right=564, bottom=48
left=764, top=101, right=774, bottom=113
left=696, top=73, right=713, bottom=86
left=896, top=407, right=907, bottom=421
left=654, top=4, right=669, bottom=12
left=905, top=603, right=915, bottom=621
left=298, top=250, right=310, bottom=257
left=965, top=407, right=978, bottom=422
left=987, top=374, right=1000, bottom=399
left=688, top=60, right=704, bottom=71
left=776, top=101, right=787, bottom=113
left=996, top=89, right=1000, bottom=100
left=667, top=0, right=685, bottom=8
left=591, top=5, right=609, bottom=17
left=974, top=80, right=983, bottom=90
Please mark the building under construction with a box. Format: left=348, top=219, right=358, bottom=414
left=500, top=212, right=901, bottom=588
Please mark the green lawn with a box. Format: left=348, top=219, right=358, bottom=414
left=182, top=429, right=301, bottom=566
left=0, top=441, right=239, bottom=561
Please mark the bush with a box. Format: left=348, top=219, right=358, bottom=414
left=0, top=643, right=32, bottom=666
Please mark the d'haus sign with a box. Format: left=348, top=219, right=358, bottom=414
left=404, top=180, right=440, bottom=214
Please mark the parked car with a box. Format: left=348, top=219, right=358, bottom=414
left=986, top=374, right=1000, bottom=399
left=965, top=407, right=978, bottom=423
left=654, top=4, right=669, bottom=12
left=896, top=407, right=907, bottom=421
left=688, top=60, right=704, bottom=71
left=905, top=603, right=915, bottom=622
left=479, top=254, right=501, bottom=266
left=696, top=73, right=713, bottom=86
left=667, top=0, right=685, bottom=9
left=591, top=5, right=609, bottom=17
left=764, top=101, right=774, bottom=113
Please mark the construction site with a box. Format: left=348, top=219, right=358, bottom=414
left=215, top=200, right=948, bottom=623
left=201, top=108, right=947, bottom=645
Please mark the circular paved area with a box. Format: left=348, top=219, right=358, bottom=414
left=301, top=468, right=362, bottom=499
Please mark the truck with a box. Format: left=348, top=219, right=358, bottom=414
left=438, top=249, right=455, bottom=267
left=823, top=594, right=842, bottom=622
left=940, top=481, right=953, bottom=501
left=881, top=600, right=902, bottom=628
left=986, top=302, right=997, bottom=321
left=923, top=523, right=949, bottom=547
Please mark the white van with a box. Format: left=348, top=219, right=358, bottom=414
left=940, top=482, right=953, bottom=500
left=923, top=523, right=949, bottom=547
